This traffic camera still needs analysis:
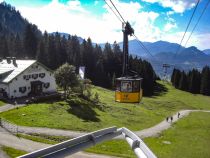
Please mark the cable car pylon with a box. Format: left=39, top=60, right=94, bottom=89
left=115, top=22, right=143, bottom=103
left=162, top=63, right=170, bottom=81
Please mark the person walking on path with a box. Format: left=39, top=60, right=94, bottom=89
left=171, top=116, right=173, bottom=122
left=166, top=117, right=169, bottom=122
left=178, top=112, right=180, bottom=118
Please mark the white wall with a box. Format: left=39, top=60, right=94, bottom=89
left=8, top=62, right=56, bottom=98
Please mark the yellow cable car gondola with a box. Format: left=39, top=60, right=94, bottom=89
left=115, top=22, right=143, bottom=103
left=115, top=77, right=143, bottom=103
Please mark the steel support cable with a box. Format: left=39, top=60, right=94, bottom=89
left=174, top=0, right=200, bottom=59
left=105, top=0, right=165, bottom=70
left=133, top=34, right=161, bottom=62
left=104, top=0, right=124, bottom=23
left=184, top=0, right=210, bottom=47
left=109, top=0, right=126, bottom=23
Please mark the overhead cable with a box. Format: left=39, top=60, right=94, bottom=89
left=104, top=0, right=124, bottom=23
left=184, top=0, right=210, bottom=47
left=174, top=0, right=200, bottom=58
left=109, top=0, right=126, bottom=23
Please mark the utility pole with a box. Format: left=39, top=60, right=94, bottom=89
left=122, top=22, right=134, bottom=77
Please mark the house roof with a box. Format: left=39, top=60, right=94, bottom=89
left=0, top=59, right=36, bottom=83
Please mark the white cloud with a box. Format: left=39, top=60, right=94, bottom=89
left=142, top=0, right=197, bottom=13
left=94, top=1, right=99, bottom=6
left=166, top=11, right=175, bottom=16
left=163, top=17, right=177, bottom=32
left=161, top=32, right=210, bottom=50
left=15, top=0, right=209, bottom=50
left=164, top=22, right=177, bottom=32
left=17, top=0, right=161, bottom=44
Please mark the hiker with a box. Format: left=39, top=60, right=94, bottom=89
left=178, top=112, right=180, bottom=118
left=171, top=116, right=173, bottom=122
left=166, top=117, right=169, bottom=122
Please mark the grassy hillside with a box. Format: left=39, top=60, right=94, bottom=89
left=0, top=81, right=210, bottom=131
left=0, top=100, right=5, bottom=106
left=145, top=112, right=210, bottom=158
left=86, top=112, right=210, bottom=158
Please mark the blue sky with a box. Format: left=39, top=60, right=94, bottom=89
left=2, top=0, right=210, bottom=50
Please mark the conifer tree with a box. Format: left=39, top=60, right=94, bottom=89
left=23, top=24, right=38, bottom=59
left=174, top=69, right=181, bottom=88
left=178, top=71, right=188, bottom=91
left=0, top=35, right=9, bottom=57
left=188, top=69, right=201, bottom=94
left=200, top=66, right=210, bottom=95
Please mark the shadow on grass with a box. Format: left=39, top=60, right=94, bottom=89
left=66, top=99, right=100, bottom=122
left=153, top=82, right=168, bottom=97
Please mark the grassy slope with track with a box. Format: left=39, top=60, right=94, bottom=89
left=0, top=81, right=210, bottom=132
left=14, top=112, right=210, bottom=158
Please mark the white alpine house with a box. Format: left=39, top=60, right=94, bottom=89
left=0, top=58, right=56, bottom=99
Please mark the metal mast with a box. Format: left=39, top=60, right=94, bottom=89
left=122, top=22, right=134, bottom=77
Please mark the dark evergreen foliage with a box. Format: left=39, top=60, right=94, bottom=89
left=0, top=35, right=9, bottom=57
left=171, top=66, right=210, bottom=96
left=200, top=66, right=210, bottom=95
left=178, top=71, right=188, bottom=91
left=188, top=69, right=201, bottom=94
left=173, top=69, right=181, bottom=88
left=23, top=24, right=38, bottom=59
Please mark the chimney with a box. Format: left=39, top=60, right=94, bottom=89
left=12, top=57, right=17, bottom=67
left=6, top=57, right=11, bottom=64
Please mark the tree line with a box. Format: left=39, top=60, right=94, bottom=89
left=171, top=66, right=210, bottom=96
left=0, top=24, right=157, bottom=96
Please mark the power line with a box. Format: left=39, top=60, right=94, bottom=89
left=184, top=0, right=210, bottom=47
left=104, top=0, right=124, bottom=23
left=174, top=0, right=200, bottom=58
left=109, top=0, right=126, bottom=23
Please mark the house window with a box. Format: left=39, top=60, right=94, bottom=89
left=32, top=74, right=38, bottom=79
left=24, top=75, right=30, bottom=80
left=39, top=73, right=45, bottom=78
left=14, top=90, right=16, bottom=93
left=19, top=87, right=26, bottom=93
left=44, top=83, right=50, bottom=89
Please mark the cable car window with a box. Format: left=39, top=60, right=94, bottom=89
left=116, top=80, right=121, bottom=91
left=133, top=81, right=140, bottom=92
left=121, top=81, right=132, bottom=92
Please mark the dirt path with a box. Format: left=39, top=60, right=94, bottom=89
left=14, top=109, right=210, bottom=139
left=0, top=127, right=116, bottom=158
left=0, top=104, right=26, bottom=113
left=1, top=104, right=210, bottom=139
left=135, top=110, right=210, bottom=138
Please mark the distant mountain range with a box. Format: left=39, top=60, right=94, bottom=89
left=116, top=40, right=210, bottom=77
left=203, top=49, right=210, bottom=55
